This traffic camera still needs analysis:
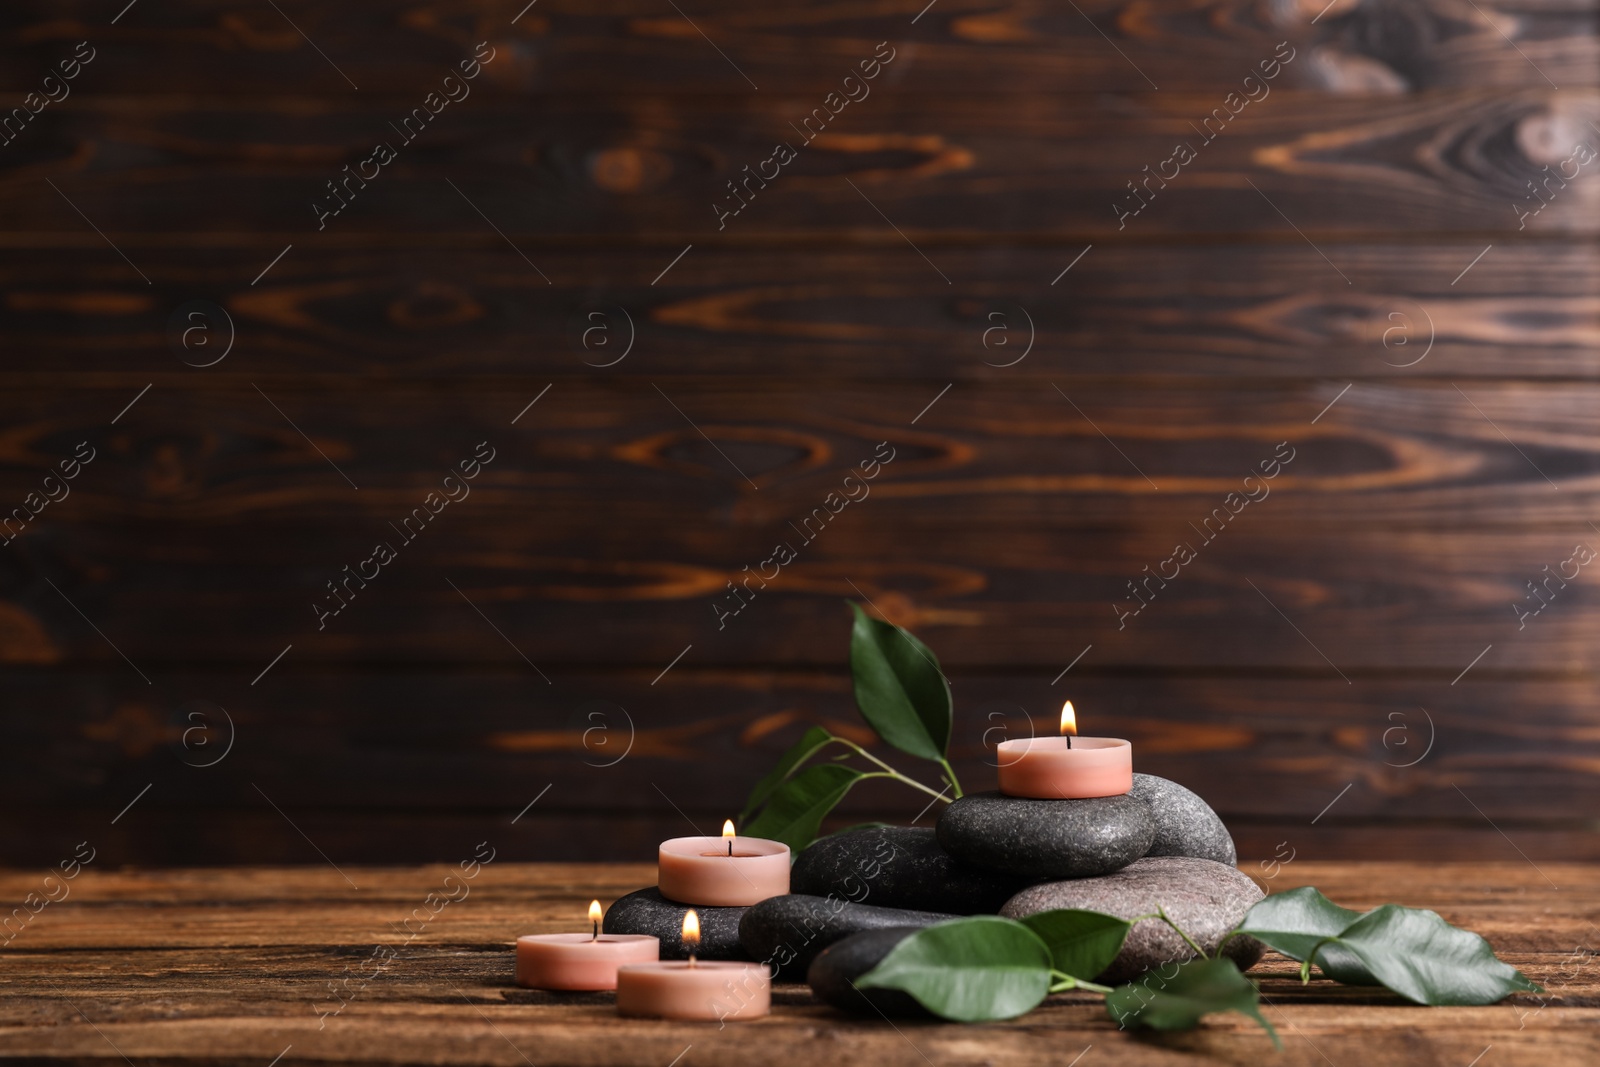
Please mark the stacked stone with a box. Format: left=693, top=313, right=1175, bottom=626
left=603, top=887, right=750, bottom=961
left=603, top=774, right=1264, bottom=1012
left=738, top=824, right=1028, bottom=981
left=803, top=775, right=1265, bottom=1015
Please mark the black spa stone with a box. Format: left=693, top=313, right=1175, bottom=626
left=739, top=894, right=958, bottom=979
left=790, top=825, right=1030, bottom=914
left=1129, top=773, right=1237, bottom=865
left=935, top=791, right=1155, bottom=881
left=807, top=927, right=930, bottom=1017
left=602, top=887, right=748, bottom=961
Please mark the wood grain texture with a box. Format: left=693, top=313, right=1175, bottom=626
left=0, top=863, right=1594, bottom=1066
left=0, top=669, right=1595, bottom=865
left=4, top=380, right=1600, bottom=668
left=4, top=92, right=1598, bottom=238
left=3, top=380, right=1600, bottom=523
left=9, top=517, right=1600, bottom=668
left=1, top=0, right=1596, bottom=872
left=0, top=0, right=1594, bottom=94
left=14, top=806, right=1600, bottom=867
left=1, top=242, right=1595, bottom=380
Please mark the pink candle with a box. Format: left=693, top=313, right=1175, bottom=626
left=515, top=901, right=659, bottom=991
left=658, top=822, right=789, bottom=907
left=616, top=912, right=770, bottom=1020
left=996, top=702, right=1133, bottom=799
left=616, top=961, right=771, bottom=1020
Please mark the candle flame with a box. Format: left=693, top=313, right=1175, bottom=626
left=722, top=819, right=736, bottom=838
left=588, top=899, right=603, bottom=925
left=682, top=909, right=701, bottom=948
left=1060, top=700, right=1078, bottom=737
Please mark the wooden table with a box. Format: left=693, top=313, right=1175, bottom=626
left=3, top=862, right=1596, bottom=1066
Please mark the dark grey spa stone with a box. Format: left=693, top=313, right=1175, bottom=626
left=1129, top=773, right=1237, bottom=865
left=807, top=927, right=930, bottom=1017
left=739, top=893, right=958, bottom=979
left=602, top=887, right=748, bottom=961
left=791, top=825, right=1031, bottom=914
left=999, top=856, right=1265, bottom=983
left=935, top=791, right=1155, bottom=881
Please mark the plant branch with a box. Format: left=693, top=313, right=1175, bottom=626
left=1128, top=909, right=1209, bottom=961
left=856, top=771, right=939, bottom=801
left=1299, top=936, right=1339, bottom=984
left=742, top=734, right=849, bottom=821
left=1157, top=906, right=1210, bottom=961
left=835, top=739, right=953, bottom=803
left=1049, top=969, right=1112, bottom=994
left=936, top=756, right=965, bottom=799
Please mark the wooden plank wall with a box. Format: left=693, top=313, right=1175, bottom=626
left=1, top=0, right=1597, bottom=866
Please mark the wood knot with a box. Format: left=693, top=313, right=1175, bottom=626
left=219, top=13, right=304, bottom=51
left=616, top=426, right=830, bottom=488
left=1516, top=107, right=1597, bottom=167
left=0, top=601, right=58, bottom=664
left=387, top=282, right=483, bottom=329
left=588, top=146, right=674, bottom=194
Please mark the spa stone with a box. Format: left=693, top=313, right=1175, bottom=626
left=603, top=887, right=748, bottom=961
left=999, top=856, right=1264, bottom=983
left=807, top=928, right=930, bottom=1017
left=791, top=825, right=1030, bottom=914
left=1129, top=773, right=1237, bottom=865
left=936, top=791, right=1154, bottom=880
left=739, top=893, right=958, bottom=979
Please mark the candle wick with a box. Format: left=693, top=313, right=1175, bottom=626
left=688, top=953, right=697, bottom=969
left=727, top=839, right=733, bottom=857
left=592, top=921, right=599, bottom=941
left=1066, top=734, right=1072, bottom=749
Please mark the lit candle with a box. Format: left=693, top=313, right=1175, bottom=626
left=515, top=900, right=660, bottom=991
left=657, top=820, right=789, bottom=907
left=995, top=701, right=1133, bottom=799
left=616, top=911, right=772, bottom=1020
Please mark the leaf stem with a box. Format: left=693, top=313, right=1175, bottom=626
left=856, top=771, right=948, bottom=805
left=835, top=740, right=953, bottom=804
left=936, top=757, right=965, bottom=799
left=1157, top=906, right=1210, bottom=961
left=1127, top=909, right=1209, bottom=961
left=1049, top=969, right=1112, bottom=994
left=1299, top=936, right=1339, bottom=984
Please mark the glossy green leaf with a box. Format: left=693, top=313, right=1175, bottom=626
left=741, top=763, right=866, bottom=852
left=1019, top=909, right=1131, bottom=982
left=739, top=726, right=840, bottom=822
left=1234, top=886, right=1376, bottom=985
left=1309, top=905, right=1541, bottom=1006
left=1106, top=958, right=1280, bottom=1048
left=848, top=602, right=952, bottom=761
left=1236, top=887, right=1361, bottom=959
left=855, top=916, right=1053, bottom=1022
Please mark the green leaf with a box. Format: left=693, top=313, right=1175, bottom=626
left=848, top=602, right=952, bottom=761
left=739, top=726, right=840, bottom=822
left=1234, top=886, right=1377, bottom=985
left=1236, top=887, right=1361, bottom=960
left=1236, top=888, right=1541, bottom=1000
left=1308, top=905, right=1542, bottom=1006
left=741, top=763, right=866, bottom=852
left=855, top=916, right=1052, bottom=1022
left=1106, top=958, right=1280, bottom=1049
left=1019, top=909, right=1132, bottom=982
